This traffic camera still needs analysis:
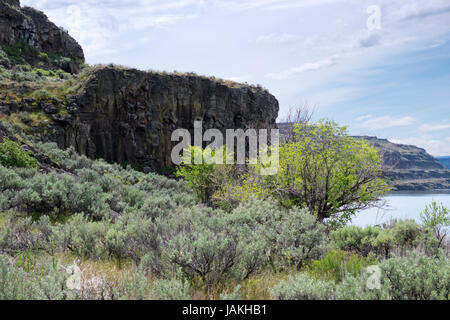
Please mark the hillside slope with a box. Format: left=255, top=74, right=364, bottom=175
left=356, top=136, right=450, bottom=191
left=437, top=156, right=450, bottom=170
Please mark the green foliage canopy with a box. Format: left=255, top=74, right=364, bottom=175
left=0, top=138, right=38, bottom=169
left=234, top=120, right=389, bottom=226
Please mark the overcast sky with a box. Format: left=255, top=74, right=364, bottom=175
left=21, top=0, right=450, bottom=156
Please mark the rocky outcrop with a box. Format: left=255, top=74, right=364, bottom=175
left=354, top=136, right=445, bottom=170
left=0, top=2, right=279, bottom=172
left=355, top=136, right=450, bottom=191
left=33, top=67, right=279, bottom=170
left=0, top=0, right=84, bottom=73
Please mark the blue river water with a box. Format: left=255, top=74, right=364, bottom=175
left=351, top=191, right=450, bottom=227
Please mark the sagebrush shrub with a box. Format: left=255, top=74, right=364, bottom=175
left=271, top=273, right=335, bottom=300
left=51, top=214, right=109, bottom=258
left=331, top=221, right=438, bottom=258
left=0, top=255, right=75, bottom=300
left=0, top=48, right=10, bottom=67
left=0, top=216, right=44, bottom=255
left=12, top=173, right=112, bottom=219
left=151, top=278, right=191, bottom=300
left=380, top=252, right=450, bottom=300
left=160, top=206, right=240, bottom=285
left=120, top=269, right=150, bottom=300
left=330, top=225, right=380, bottom=257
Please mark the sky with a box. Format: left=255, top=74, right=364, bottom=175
left=21, top=0, right=450, bottom=156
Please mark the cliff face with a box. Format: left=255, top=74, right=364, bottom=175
left=1, top=66, right=279, bottom=170
left=355, top=136, right=450, bottom=191
left=47, top=67, right=279, bottom=170
left=0, top=2, right=279, bottom=171
left=355, top=136, right=445, bottom=170
left=0, top=0, right=84, bottom=73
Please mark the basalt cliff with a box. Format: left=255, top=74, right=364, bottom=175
left=356, top=136, right=450, bottom=191
left=0, top=1, right=279, bottom=171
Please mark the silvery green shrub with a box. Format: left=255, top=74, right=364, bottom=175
left=391, top=220, right=423, bottom=248
left=0, top=164, right=24, bottom=192
left=159, top=206, right=240, bottom=285
left=271, top=273, right=335, bottom=300
left=120, top=269, right=150, bottom=300
left=51, top=214, right=109, bottom=258
left=331, top=221, right=439, bottom=258
left=11, top=172, right=113, bottom=219
left=379, top=252, right=450, bottom=300
left=336, top=252, right=450, bottom=300
left=273, top=208, right=327, bottom=269
left=151, top=278, right=191, bottom=300
left=0, top=255, right=75, bottom=300
left=0, top=255, right=35, bottom=299
left=330, top=225, right=380, bottom=257
left=225, top=198, right=327, bottom=272
left=271, top=252, right=450, bottom=300
left=33, top=266, right=75, bottom=300
left=0, top=216, right=44, bottom=255
left=334, top=272, right=391, bottom=300
left=220, top=285, right=242, bottom=300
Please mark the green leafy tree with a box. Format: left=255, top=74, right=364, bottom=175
left=0, top=138, right=38, bottom=169
left=175, top=145, right=234, bottom=203
left=234, top=120, right=389, bottom=226
left=421, top=201, right=450, bottom=248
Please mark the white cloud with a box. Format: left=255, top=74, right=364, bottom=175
left=419, top=123, right=450, bottom=132
left=254, top=33, right=298, bottom=44
left=388, top=0, right=450, bottom=21
left=358, top=116, right=416, bottom=130
left=390, top=136, right=450, bottom=157
left=356, top=115, right=373, bottom=121
left=21, top=0, right=204, bottom=58
left=302, top=87, right=359, bottom=107
left=224, top=74, right=252, bottom=83
left=266, top=55, right=339, bottom=80
left=212, top=0, right=346, bottom=12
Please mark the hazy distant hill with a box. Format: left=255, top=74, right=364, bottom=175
left=278, top=123, right=450, bottom=191
left=355, top=136, right=450, bottom=191
left=437, top=156, right=450, bottom=169
left=354, top=136, right=445, bottom=170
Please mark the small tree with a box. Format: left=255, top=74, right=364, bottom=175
left=421, top=201, right=450, bottom=249
left=280, top=103, right=315, bottom=143
left=234, top=120, right=389, bottom=226
left=175, top=145, right=235, bottom=203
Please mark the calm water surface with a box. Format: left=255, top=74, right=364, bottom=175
left=351, top=191, right=450, bottom=227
